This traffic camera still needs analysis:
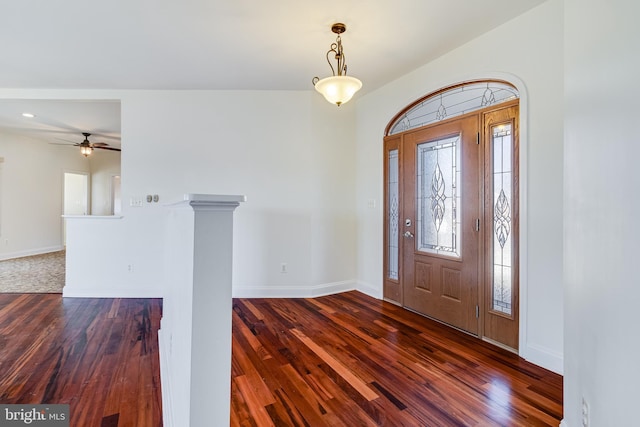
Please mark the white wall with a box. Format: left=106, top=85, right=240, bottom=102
left=0, top=130, right=90, bottom=259
left=122, top=90, right=356, bottom=297
left=354, top=0, right=564, bottom=373
left=563, top=0, right=640, bottom=426
left=90, top=149, right=121, bottom=215
left=0, top=89, right=357, bottom=298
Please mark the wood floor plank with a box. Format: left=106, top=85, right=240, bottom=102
left=290, top=328, right=379, bottom=402
left=234, top=374, right=276, bottom=427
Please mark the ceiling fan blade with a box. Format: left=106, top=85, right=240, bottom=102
left=54, top=137, right=79, bottom=144
left=48, top=141, right=78, bottom=146
left=51, top=133, right=120, bottom=151
left=89, top=133, right=120, bottom=141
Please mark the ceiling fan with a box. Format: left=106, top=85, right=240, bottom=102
left=54, top=132, right=121, bottom=157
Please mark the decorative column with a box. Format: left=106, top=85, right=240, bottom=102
left=160, top=194, right=245, bottom=427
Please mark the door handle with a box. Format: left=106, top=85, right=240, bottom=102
left=403, top=231, right=414, bottom=238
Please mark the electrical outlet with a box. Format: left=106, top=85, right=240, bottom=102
left=127, top=264, right=134, bottom=273
left=280, top=263, right=288, bottom=273
left=582, top=397, right=589, bottom=427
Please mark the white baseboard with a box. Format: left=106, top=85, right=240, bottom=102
left=0, top=245, right=65, bottom=261
left=232, top=280, right=384, bottom=300
left=232, top=280, right=356, bottom=298
left=158, top=328, right=173, bottom=427
left=62, top=287, right=162, bottom=298
left=355, top=281, right=382, bottom=299
left=522, top=342, right=564, bottom=375
left=559, top=419, right=568, bottom=427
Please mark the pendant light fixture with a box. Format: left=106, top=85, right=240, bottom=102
left=312, top=23, right=362, bottom=106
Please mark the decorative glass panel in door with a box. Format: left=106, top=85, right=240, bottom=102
left=492, top=124, right=513, bottom=315
left=388, top=149, right=399, bottom=280
left=416, top=135, right=461, bottom=258
left=383, top=136, right=402, bottom=303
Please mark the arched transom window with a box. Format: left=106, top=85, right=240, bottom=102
left=386, top=80, right=519, bottom=136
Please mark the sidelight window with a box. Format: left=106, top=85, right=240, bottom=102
left=491, top=124, right=513, bottom=315
left=387, top=149, right=399, bottom=280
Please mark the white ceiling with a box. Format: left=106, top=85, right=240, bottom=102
left=0, top=0, right=546, bottom=143
left=0, top=99, right=121, bottom=148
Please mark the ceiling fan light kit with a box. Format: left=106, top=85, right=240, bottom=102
left=312, top=23, right=362, bottom=106
left=80, top=132, right=94, bottom=157
left=80, top=144, right=93, bottom=157
left=51, top=132, right=121, bottom=157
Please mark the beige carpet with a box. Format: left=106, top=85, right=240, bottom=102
left=0, top=251, right=65, bottom=293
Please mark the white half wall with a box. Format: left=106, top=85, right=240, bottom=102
left=563, top=0, right=640, bottom=425
left=354, top=0, right=564, bottom=374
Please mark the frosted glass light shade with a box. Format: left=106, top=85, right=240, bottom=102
left=314, top=75, right=362, bottom=106
left=80, top=146, right=93, bottom=156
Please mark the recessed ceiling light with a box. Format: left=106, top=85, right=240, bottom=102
left=22, top=113, right=35, bottom=118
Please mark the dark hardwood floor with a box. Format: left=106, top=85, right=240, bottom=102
left=0, top=294, right=163, bottom=426
left=0, top=291, right=562, bottom=426
left=231, top=291, right=563, bottom=426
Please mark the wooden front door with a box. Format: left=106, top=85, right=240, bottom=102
left=400, top=115, right=481, bottom=334
left=383, top=82, right=520, bottom=350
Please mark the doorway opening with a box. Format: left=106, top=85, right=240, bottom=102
left=111, top=175, right=121, bottom=215
left=63, top=171, right=89, bottom=245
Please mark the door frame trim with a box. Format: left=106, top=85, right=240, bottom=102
left=383, top=74, right=530, bottom=357
left=62, top=169, right=91, bottom=236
